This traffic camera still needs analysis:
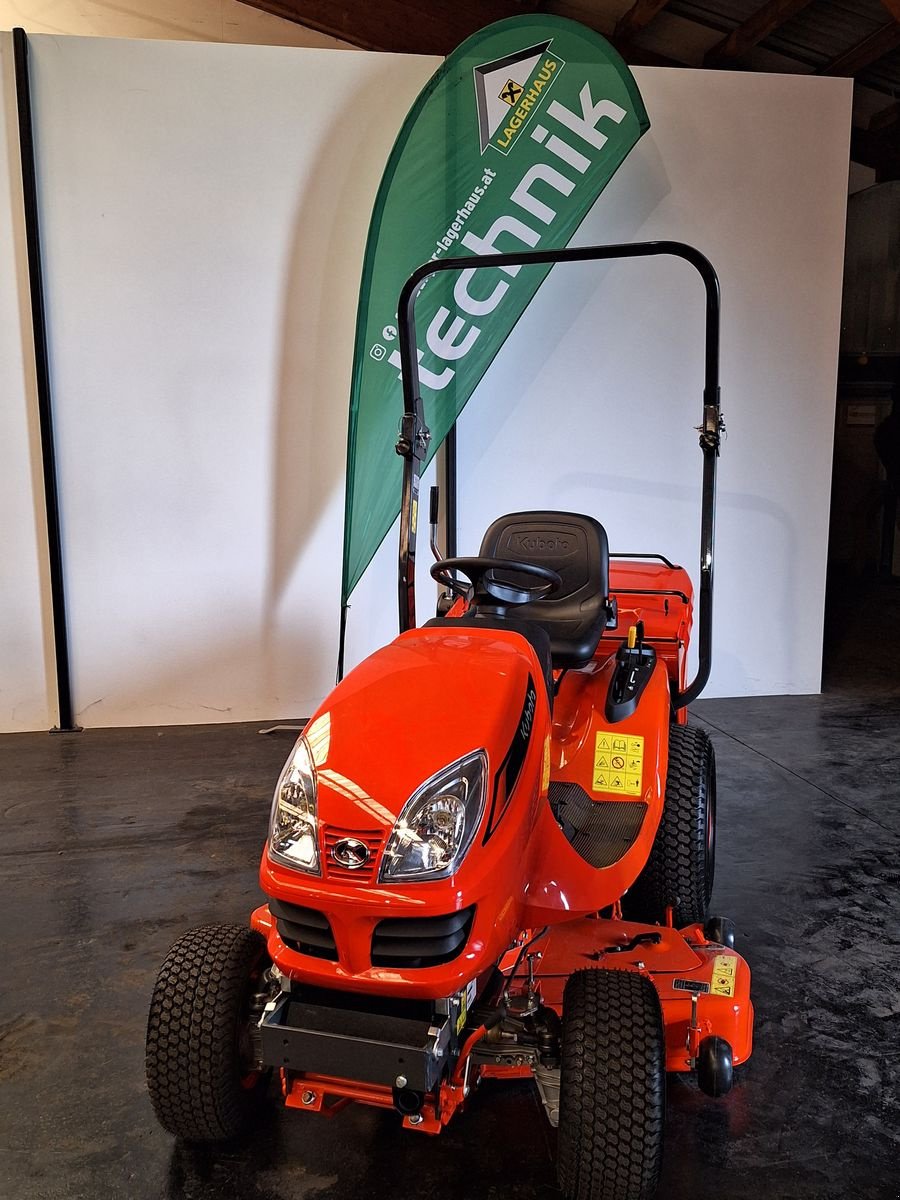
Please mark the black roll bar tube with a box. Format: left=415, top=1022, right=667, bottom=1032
left=395, top=240, right=723, bottom=709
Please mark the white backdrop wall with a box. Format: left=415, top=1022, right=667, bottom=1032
left=4, top=35, right=851, bottom=728
left=22, top=35, right=439, bottom=729
left=462, top=68, right=853, bottom=699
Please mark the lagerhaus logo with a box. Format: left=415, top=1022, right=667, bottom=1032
left=473, top=40, right=565, bottom=155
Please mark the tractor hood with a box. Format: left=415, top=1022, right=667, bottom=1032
left=295, top=624, right=542, bottom=846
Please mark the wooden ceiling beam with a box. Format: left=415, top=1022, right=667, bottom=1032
left=819, top=20, right=900, bottom=76
left=542, top=2, right=684, bottom=66
left=244, top=0, right=900, bottom=85
left=704, top=0, right=815, bottom=68
left=614, top=0, right=673, bottom=42
left=615, top=42, right=685, bottom=67
left=242, top=0, right=688, bottom=67
left=238, top=0, right=540, bottom=56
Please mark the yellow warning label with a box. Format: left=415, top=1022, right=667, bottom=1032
left=411, top=498, right=418, bottom=534
left=593, top=734, right=644, bottom=795
left=710, top=953, right=737, bottom=997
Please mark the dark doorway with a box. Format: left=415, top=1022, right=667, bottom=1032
left=823, top=355, right=900, bottom=693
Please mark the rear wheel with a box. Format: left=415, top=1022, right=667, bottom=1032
left=557, top=968, right=665, bottom=1200
left=623, top=724, right=716, bottom=926
left=146, top=924, right=269, bottom=1141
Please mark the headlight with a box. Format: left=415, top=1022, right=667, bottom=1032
left=268, top=736, right=320, bottom=874
left=379, top=750, right=487, bottom=882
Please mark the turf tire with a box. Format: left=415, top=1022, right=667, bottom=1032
left=557, top=968, right=665, bottom=1200
left=146, top=923, right=269, bottom=1141
left=623, top=724, right=716, bottom=926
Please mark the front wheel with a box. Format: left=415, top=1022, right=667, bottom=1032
left=145, top=924, right=270, bottom=1141
left=557, top=968, right=665, bottom=1200
left=623, top=724, right=716, bottom=926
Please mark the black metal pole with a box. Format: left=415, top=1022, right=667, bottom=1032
left=336, top=603, right=349, bottom=683
left=443, top=422, right=458, bottom=559
left=396, top=240, right=722, bottom=708
left=395, top=283, right=430, bottom=633
left=12, top=28, right=77, bottom=731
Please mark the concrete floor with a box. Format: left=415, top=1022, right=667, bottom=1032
left=1, top=585, right=899, bottom=1199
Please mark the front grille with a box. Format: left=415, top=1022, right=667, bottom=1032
left=268, top=898, right=338, bottom=961
left=371, top=907, right=475, bottom=968
left=322, top=826, right=384, bottom=884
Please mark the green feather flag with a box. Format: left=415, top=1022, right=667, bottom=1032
left=342, top=15, right=649, bottom=606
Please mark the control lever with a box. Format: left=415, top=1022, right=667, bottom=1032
left=588, top=931, right=663, bottom=959
left=605, top=621, right=657, bottom=723
left=429, top=486, right=442, bottom=562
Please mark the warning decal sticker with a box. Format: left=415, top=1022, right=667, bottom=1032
left=593, top=734, right=644, bottom=795
left=710, top=953, right=737, bottom=997
left=672, top=978, right=711, bottom=994
left=457, top=979, right=476, bottom=1033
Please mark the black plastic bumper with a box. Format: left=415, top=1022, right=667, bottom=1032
left=259, top=992, right=451, bottom=1092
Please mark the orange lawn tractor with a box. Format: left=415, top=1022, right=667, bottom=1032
left=146, top=241, right=753, bottom=1200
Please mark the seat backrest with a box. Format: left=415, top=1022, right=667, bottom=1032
left=478, top=511, right=610, bottom=669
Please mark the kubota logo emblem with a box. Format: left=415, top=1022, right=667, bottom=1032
left=332, top=838, right=370, bottom=870
left=513, top=533, right=570, bottom=553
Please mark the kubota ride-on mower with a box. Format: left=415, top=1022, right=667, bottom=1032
left=146, top=242, right=753, bottom=1200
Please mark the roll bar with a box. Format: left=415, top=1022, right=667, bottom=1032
left=394, top=241, right=723, bottom=709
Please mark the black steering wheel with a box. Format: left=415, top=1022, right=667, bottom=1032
left=430, top=557, right=562, bottom=607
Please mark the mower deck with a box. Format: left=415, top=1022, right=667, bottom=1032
left=256, top=913, right=751, bottom=1134
left=535, top=917, right=753, bottom=1073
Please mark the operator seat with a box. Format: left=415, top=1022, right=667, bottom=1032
left=478, top=511, right=611, bottom=669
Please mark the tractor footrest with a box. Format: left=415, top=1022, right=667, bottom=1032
left=259, top=992, right=449, bottom=1092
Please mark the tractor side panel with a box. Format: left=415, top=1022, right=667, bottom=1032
left=522, top=658, right=671, bottom=923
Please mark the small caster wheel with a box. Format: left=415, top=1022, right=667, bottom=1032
left=697, top=1035, right=733, bottom=1097
left=704, top=916, right=736, bottom=949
